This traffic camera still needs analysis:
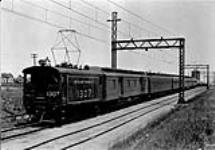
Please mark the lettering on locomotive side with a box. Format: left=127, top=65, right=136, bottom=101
left=75, top=88, right=93, bottom=99
left=68, top=77, right=98, bottom=101
left=73, top=80, right=94, bottom=84
left=46, top=91, right=60, bottom=97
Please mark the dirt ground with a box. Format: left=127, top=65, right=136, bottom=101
left=110, top=88, right=215, bottom=150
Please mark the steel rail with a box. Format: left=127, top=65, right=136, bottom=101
left=61, top=88, right=204, bottom=149
left=1, top=127, right=47, bottom=141
left=1, top=122, right=40, bottom=133
left=25, top=93, right=180, bottom=149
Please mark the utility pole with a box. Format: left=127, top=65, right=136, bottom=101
left=31, top=53, right=38, bottom=66
left=207, top=65, right=210, bottom=89
left=107, top=12, right=121, bottom=69
left=178, top=39, right=185, bottom=103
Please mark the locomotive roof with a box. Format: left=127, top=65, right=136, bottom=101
left=101, top=67, right=182, bottom=77
left=56, top=67, right=103, bottom=75
left=23, top=66, right=193, bottom=78
left=23, top=66, right=143, bottom=77
left=23, top=66, right=102, bottom=75
left=23, top=66, right=59, bottom=74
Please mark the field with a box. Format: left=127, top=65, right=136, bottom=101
left=110, top=89, right=215, bottom=150
left=1, top=86, right=25, bottom=128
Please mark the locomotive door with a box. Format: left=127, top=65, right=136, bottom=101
left=119, top=77, right=123, bottom=96
left=62, top=74, right=67, bottom=101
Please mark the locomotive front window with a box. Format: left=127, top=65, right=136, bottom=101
left=24, top=72, right=59, bottom=92
left=24, top=73, right=45, bottom=92
left=25, top=74, right=31, bottom=83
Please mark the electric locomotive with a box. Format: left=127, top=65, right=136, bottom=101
left=22, top=64, right=198, bottom=123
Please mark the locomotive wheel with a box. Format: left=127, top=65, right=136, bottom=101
left=55, top=110, right=62, bottom=126
left=94, top=104, right=101, bottom=115
left=30, top=114, right=41, bottom=123
left=55, top=107, right=67, bottom=126
left=61, top=109, right=66, bottom=122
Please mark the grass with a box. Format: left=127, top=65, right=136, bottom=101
left=1, top=86, right=26, bottom=128
left=1, top=86, right=24, bottom=115
left=110, top=89, right=214, bottom=150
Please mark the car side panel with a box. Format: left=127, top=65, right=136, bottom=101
left=66, top=75, right=102, bottom=104
left=150, top=76, right=173, bottom=94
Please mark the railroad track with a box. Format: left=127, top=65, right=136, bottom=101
left=1, top=121, right=39, bottom=133
left=1, top=122, right=49, bottom=141
left=1, top=113, right=27, bottom=120
left=1, top=87, right=206, bottom=150
left=28, top=88, right=204, bottom=150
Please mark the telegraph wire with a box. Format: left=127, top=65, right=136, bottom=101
left=79, top=0, right=158, bottom=36
left=131, top=51, right=176, bottom=65
left=51, top=0, right=178, bottom=66
left=106, top=0, right=176, bottom=35
left=122, top=20, right=158, bottom=36
left=78, top=0, right=178, bottom=61
left=21, top=0, right=109, bottom=34
left=1, top=7, right=108, bottom=44
left=49, top=0, right=106, bottom=27
left=2, top=1, right=178, bottom=68
left=79, top=0, right=109, bottom=15
left=48, top=0, right=128, bottom=37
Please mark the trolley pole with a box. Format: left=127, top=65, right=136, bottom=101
left=31, top=53, right=38, bottom=66
left=107, top=12, right=121, bottom=69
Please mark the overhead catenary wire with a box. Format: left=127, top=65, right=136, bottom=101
left=48, top=0, right=129, bottom=37
left=106, top=0, right=179, bottom=61
left=131, top=51, right=176, bottom=65
left=2, top=1, right=179, bottom=70
left=79, top=0, right=178, bottom=61
left=21, top=0, right=110, bottom=36
left=48, top=0, right=173, bottom=40
left=79, top=0, right=109, bottom=15
left=21, top=0, right=109, bottom=34
left=106, top=0, right=176, bottom=35
left=79, top=0, right=158, bottom=36
left=1, top=7, right=108, bottom=44
left=49, top=0, right=107, bottom=27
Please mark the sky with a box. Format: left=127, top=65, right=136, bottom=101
left=1, top=0, right=215, bottom=82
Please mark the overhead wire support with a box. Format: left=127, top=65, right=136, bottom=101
left=185, top=64, right=210, bottom=89
left=107, top=12, right=121, bottom=69
left=114, top=37, right=182, bottom=50
left=115, top=38, right=186, bottom=104
left=108, top=11, right=185, bottom=104
left=78, top=0, right=178, bottom=61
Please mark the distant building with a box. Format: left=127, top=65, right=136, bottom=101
left=14, top=75, right=24, bottom=84
left=1, top=73, right=14, bottom=84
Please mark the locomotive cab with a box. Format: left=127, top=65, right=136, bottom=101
left=23, top=66, right=61, bottom=118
